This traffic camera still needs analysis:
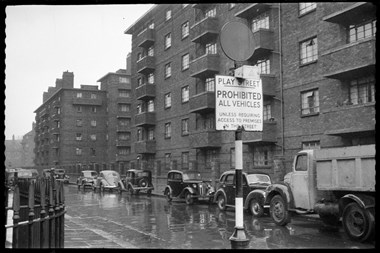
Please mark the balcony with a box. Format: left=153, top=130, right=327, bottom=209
left=243, top=121, right=277, bottom=145
left=116, top=140, right=131, bottom=147
left=137, top=28, right=155, bottom=48
left=189, top=130, right=221, bottom=149
left=190, top=17, right=219, bottom=44
left=135, top=112, right=156, bottom=126
left=250, top=29, right=274, bottom=61
left=192, top=4, right=214, bottom=9
left=116, top=154, right=132, bottom=162
left=116, top=125, right=130, bottom=132
left=136, top=83, right=156, bottom=100
left=320, top=39, right=376, bottom=80
left=116, top=96, right=132, bottom=104
left=40, top=108, right=49, bottom=117
left=135, top=140, right=156, bottom=154
left=322, top=2, right=375, bottom=26
left=261, top=74, right=276, bottom=97
left=235, top=3, right=277, bottom=19
left=72, top=97, right=102, bottom=106
left=189, top=92, right=215, bottom=113
left=190, top=54, right=219, bottom=78
left=323, top=103, right=375, bottom=136
left=137, top=56, right=155, bottom=75
left=116, top=111, right=132, bottom=118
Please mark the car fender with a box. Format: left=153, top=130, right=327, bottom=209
left=214, top=189, right=227, bottom=203
left=179, top=187, right=196, bottom=198
left=265, top=183, right=295, bottom=209
left=244, top=189, right=266, bottom=209
left=100, top=179, right=110, bottom=186
left=118, top=181, right=126, bottom=190
left=163, top=185, right=173, bottom=195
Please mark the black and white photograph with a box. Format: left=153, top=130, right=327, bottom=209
left=4, top=2, right=376, bottom=249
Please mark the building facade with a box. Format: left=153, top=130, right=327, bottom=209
left=124, top=3, right=376, bottom=182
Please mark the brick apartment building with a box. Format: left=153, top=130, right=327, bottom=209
left=124, top=3, right=376, bottom=182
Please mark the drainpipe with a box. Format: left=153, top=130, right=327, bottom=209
left=278, top=3, right=285, bottom=157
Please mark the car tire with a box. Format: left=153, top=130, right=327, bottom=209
left=342, top=202, right=374, bottom=242
left=100, top=183, right=104, bottom=192
left=270, top=195, right=291, bottom=226
left=129, top=186, right=134, bottom=195
left=249, top=198, right=264, bottom=217
left=165, top=189, right=172, bottom=202
left=217, top=194, right=226, bottom=211
left=185, top=192, right=194, bottom=205
left=138, top=178, right=148, bottom=188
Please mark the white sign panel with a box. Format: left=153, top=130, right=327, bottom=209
left=215, top=75, right=263, bottom=131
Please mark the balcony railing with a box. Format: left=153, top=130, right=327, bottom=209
left=235, top=3, right=277, bottom=19
left=189, top=130, right=221, bottom=148
left=137, top=56, right=155, bottom=75
left=135, top=140, right=156, bottom=154
left=136, top=83, right=156, bottom=100
left=243, top=121, right=277, bottom=144
left=116, top=140, right=131, bottom=147
left=137, top=28, right=155, bottom=48
left=261, top=74, right=276, bottom=97
left=72, top=97, right=102, bottom=106
left=135, top=112, right=156, bottom=126
left=190, top=54, right=219, bottom=78
left=190, top=17, right=219, bottom=43
left=189, top=92, right=215, bottom=113
left=116, top=111, right=132, bottom=118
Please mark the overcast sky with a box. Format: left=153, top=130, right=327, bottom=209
left=4, top=4, right=154, bottom=140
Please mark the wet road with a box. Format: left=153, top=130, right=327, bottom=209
left=64, top=185, right=375, bottom=249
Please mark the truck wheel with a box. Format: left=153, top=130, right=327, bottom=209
left=270, top=195, right=290, bottom=226
left=342, top=202, right=374, bottom=242
left=165, top=189, right=172, bottom=202
left=250, top=199, right=264, bottom=217
left=217, top=194, right=226, bottom=211
left=185, top=192, right=194, bottom=205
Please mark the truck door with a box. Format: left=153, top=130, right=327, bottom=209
left=291, top=154, right=312, bottom=210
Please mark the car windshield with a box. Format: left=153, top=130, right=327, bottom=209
left=182, top=172, right=202, bottom=181
left=137, top=172, right=150, bottom=177
left=83, top=171, right=97, bottom=177
left=104, top=171, right=120, bottom=179
left=246, top=174, right=271, bottom=184
left=56, top=169, right=65, bottom=174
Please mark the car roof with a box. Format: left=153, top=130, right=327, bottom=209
left=100, top=170, right=119, bottom=174
left=82, top=170, right=97, bottom=173
left=167, top=170, right=183, bottom=175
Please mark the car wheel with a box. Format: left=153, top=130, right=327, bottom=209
left=185, top=192, right=194, bottom=205
left=138, top=178, right=148, bottom=188
left=217, top=194, right=226, bottom=211
left=270, top=195, right=290, bottom=226
left=100, top=183, right=104, bottom=192
left=147, top=189, right=152, bottom=196
left=129, top=186, right=134, bottom=195
left=250, top=198, right=264, bottom=217
left=165, top=189, right=172, bottom=202
left=342, top=202, right=374, bottom=242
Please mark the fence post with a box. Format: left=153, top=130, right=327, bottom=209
left=48, top=174, right=55, bottom=248
left=55, top=180, right=61, bottom=247
left=40, top=178, right=47, bottom=248
left=12, top=174, right=20, bottom=249
left=28, top=179, right=35, bottom=248
left=60, top=181, right=65, bottom=248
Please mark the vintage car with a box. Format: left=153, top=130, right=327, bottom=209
left=122, top=169, right=154, bottom=195
left=92, top=170, right=125, bottom=193
left=77, top=170, right=98, bottom=189
left=5, top=168, right=38, bottom=186
left=214, top=170, right=272, bottom=217
left=42, top=168, right=52, bottom=178
left=163, top=170, right=215, bottom=205
left=54, top=168, right=70, bottom=183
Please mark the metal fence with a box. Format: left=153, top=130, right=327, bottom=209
left=4, top=172, right=65, bottom=248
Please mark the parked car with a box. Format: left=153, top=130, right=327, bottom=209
left=42, top=168, right=52, bottom=179
left=5, top=168, right=38, bottom=186
left=214, top=170, right=271, bottom=217
left=163, top=170, right=215, bottom=205
left=122, top=169, right=154, bottom=195
left=77, top=170, right=98, bottom=189
left=93, top=170, right=125, bottom=193
left=54, top=168, right=70, bottom=183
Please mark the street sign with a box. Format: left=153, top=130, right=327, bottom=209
left=215, top=74, right=263, bottom=131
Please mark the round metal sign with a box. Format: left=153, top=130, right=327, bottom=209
left=219, top=21, right=255, bottom=62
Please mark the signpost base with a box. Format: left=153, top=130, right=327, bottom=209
left=229, top=226, right=249, bottom=249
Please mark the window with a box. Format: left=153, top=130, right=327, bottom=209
left=299, top=3, right=316, bottom=15
left=205, top=78, right=215, bottom=92
left=137, top=52, right=142, bottom=61
left=148, top=73, right=155, bottom=84
left=148, top=22, right=154, bottom=29
left=182, top=152, right=189, bottom=169
left=300, top=37, right=318, bottom=65
left=295, top=154, right=308, bottom=171
left=90, top=148, right=96, bottom=156
left=255, top=58, right=270, bottom=74
left=90, top=134, right=97, bottom=141
left=119, top=148, right=130, bottom=155
left=56, top=121, right=60, bottom=128
left=76, top=148, right=82, bottom=156
left=76, top=133, right=82, bottom=141
left=57, top=107, right=61, bottom=114
left=301, top=89, right=319, bottom=115
left=182, top=118, right=189, bottom=135
left=137, top=128, right=143, bottom=141
left=137, top=104, right=142, bottom=114
left=165, top=123, right=171, bottom=138
left=182, top=21, right=189, bottom=39
left=251, top=12, right=269, bottom=32
left=91, top=93, right=97, bottom=99
left=119, top=104, right=130, bottom=112
left=253, top=146, right=273, bottom=166
left=164, top=93, right=171, bottom=109
left=165, top=63, right=171, bottom=78
left=118, top=133, right=130, bottom=140
left=119, top=89, right=130, bottom=97
left=148, top=128, right=155, bottom=140
left=206, top=42, right=217, bottom=55
left=91, top=120, right=97, bottom=127
left=349, top=19, right=376, bottom=43
left=137, top=77, right=143, bottom=87
left=349, top=76, right=375, bottom=104
left=119, top=77, right=128, bottom=83
left=147, top=100, right=155, bottom=112
left=263, top=103, right=272, bottom=120
left=225, top=174, right=234, bottom=185
left=182, top=86, right=189, bottom=103
left=165, top=153, right=171, bottom=169
left=165, top=33, right=171, bottom=49
left=302, top=141, right=320, bottom=150
left=205, top=150, right=217, bottom=169
left=205, top=7, right=216, bottom=18
left=147, top=46, right=154, bottom=56
left=77, top=106, right=82, bottom=113
left=91, top=107, right=97, bottom=113
left=230, top=148, right=235, bottom=168
left=182, top=53, right=190, bottom=70
left=119, top=118, right=130, bottom=127
left=166, top=9, right=172, bottom=21
left=76, top=92, right=82, bottom=98
left=76, top=119, right=83, bottom=127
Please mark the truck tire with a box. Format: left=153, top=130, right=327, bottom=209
left=185, top=191, right=194, bottom=205
left=342, top=202, right=374, bottom=242
left=217, top=194, right=226, bottom=211
left=249, top=198, right=264, bottom=217
left=270, top=195, right=291, bottom=226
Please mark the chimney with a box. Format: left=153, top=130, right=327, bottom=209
left=62, top=71, right=74, bottom=88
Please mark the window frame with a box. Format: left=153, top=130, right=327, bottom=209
left=299, top=37, right=318, bottom=66
left=164, top=62, right=172, bottom=78
left=164, top=33, right=172, bottom=50
left=299, top=3, right=317, bottom=16
left=181, top=118, right=189, bottom=136
left=181, top=86, right=189, bottom=103
left=164, top=93, right=171, bottom=109
left=300, top=88, right=320, bottom=116
left=182, top=53, right=190, bottom=71
left=182, top=21, right=190, bottom=39
left=164, top=122, right=171, bottom=139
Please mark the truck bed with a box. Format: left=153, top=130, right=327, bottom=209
left=315, top=144, right=375, bottom=192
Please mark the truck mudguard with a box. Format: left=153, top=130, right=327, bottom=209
left=265, top=183, right=295, bottom=209
left=339, top=193, right=376, bottom=215
left=244, top=189, right=266, bottom=209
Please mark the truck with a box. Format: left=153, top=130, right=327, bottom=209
left=265, top=144, right=375, bottom=242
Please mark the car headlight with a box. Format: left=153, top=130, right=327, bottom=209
left=192, top=184, right=197, bottom=188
